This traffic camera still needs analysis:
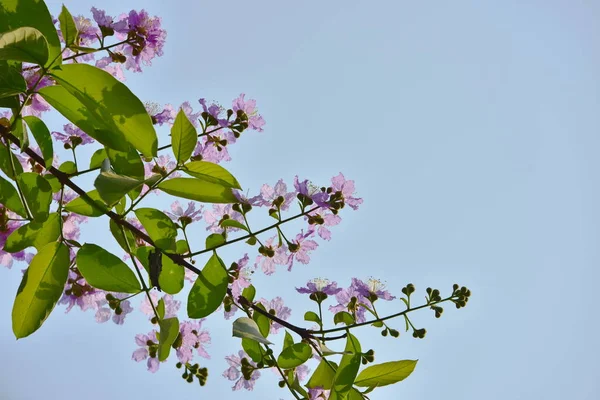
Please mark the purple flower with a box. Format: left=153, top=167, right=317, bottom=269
left=233, top=190, right=262, bottom=206
left=51, top=123, right=94, bottom=146
left=0, top=214, right=29, bottom=269
left=225, top=254, right=252, bottom=319
left=164, top=201, right=203, bottom=226
left=95, top=293, right=133, bottom=325
left=331, top=173, right=363, bottom=211
left=95, top=56, right=126, bottom=81
left=294, top=176, right=329, bottom=208
left=354, top=277, right=396, bottom=301
left=198, top=98, right=228, bottom=127
left=328, top=278, right=371, bottom=323
left=254, top=236, right=289, bottom=275
left=145, top=102, right=176, bottom=126
left=21, top=69, right=52, bottom=118
left=232, top=94, right=266, bottom=132
left=223, top=350, right=260, bottom=391
left=203, top=204, right=244, bottom=233
left=257, top=296, right=291, bottom=334
left=176, top=320, right=211, bottom=363
left=73, top=15, right=100, bottom=46
left=132, top=330, right=160, bottom=373
left=296, top=278, right=342, bottom=296
left=180, top=101, right=201, bottom=127
left=192, top=138, right=232, bottom=164
left=91, top=7, right=127, bottom=31
left=60, top=269, right=106, bottom=312
left=281, top=230, right=319, bottom=271
left=140, top=291, right=180, bottom=319
left=258, top=179, right=296, bottom=210
left=308, top=387, right=331, bottom=399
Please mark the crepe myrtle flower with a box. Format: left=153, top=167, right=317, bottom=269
left=198, top=98, right=228, bottom=127
left=254, top=236, right=291, bottom=275
left=330, top=173, right=363, bottom=211
left=51, top=123, right=94, bottom=148
left=175, top=320, right=211, bottom=364
left=145, top=102, right=176, bottom=125
left=282, top=230, right=319, bottom=271
left=95, top=55, right=126, bottom=81
left=258, top=179, right=296, bottom=211
left=223, top=350, right=260, bottom=391
left=355, top=277, right=395, bottom=302
left=21, top=69, right=52, bottom=118
left=91, top=7, right=128, bottom=37
left=140, top=291, right=180, bottom=320
left=95, top=293, right=134, bottom=325
left=257, top=296, right=291, bottom=334
left=224, top=254, right=252, bottom=320
left=165, top=201, right=203, bottom=228
left=297, top=278, right=342, bottom=303
left=132, top=330, right=160, bottom=373
left=308, top=387, right=331, bottom=399
left=232, top=94, right=265, bottom=132
left=329, top=278, right=372, bottom=323
left=203, top=204, right=244, bottom=233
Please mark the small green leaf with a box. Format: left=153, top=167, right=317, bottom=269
left=0, top=174, right=26, bottom=217
left=76, top=244, right=142, bottom=293
left=241, top=284, right=256, bottom=303
left=23, top=116, right=52, bottom=168
left=182, top=161, right=242, bottom=189
left=205, top=233, right=225, bottom=250
left=277, top=342, right=312, bottom=369
left=89, top=148, right=107, bottom=169
left=106, top=146, right=144, bottom=200
left=0, top=60, right=26, bottom=98
left=242, top=338, right=264, bottom=363
left=220, top=219, right=248, bottom=231
left=17, top=172, right=51, bottom=222
left=187, top=254, right=228, bottom=318
left=58, top=160, right=77, bottom=174
left=134, top=208, right=178, bottom=251
left=58, top=5, right=77, bottom=48
left=3, top=212, right=60, bottom=252
left=334, top=311, right=355, bottom=326
left=330, top=334, right=362, bottom=398
left=64, top=189, right=109, bottom=217
left=11, top=113, right=28, bottom=150
left=158, top=317, right=179, bottom=361
left=354, top=360, right=418, bottom=388
left=12, top=242, right=69, bottom=338
left=304, top=311, right=321, bottom=324
left=171, top=108, right=197, bottom=163
left=158, top=255, right=184, bottom=295
left=231, top=317, right=273, bottom=345
left=94, top=171, right=144, bottom=207
left=307, top=359, right=338, bottom=389
left=283, top=331, right=294, bottom=349
left=157, top=177, right=238, bottom=204
left=156, top=298, right=165, bottom=320
left=48, top=64, right=157, bottom=158
left=0, top=141, right=23, bottom=180
left=175, top=239, right=189, bottom=255
left=253, top=303, right=271, bottom=338
left=0, top=27, right=48, bottom=65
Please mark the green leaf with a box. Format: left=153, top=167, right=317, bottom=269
left=17, top=172, right=51, bottom=222
left=94, top=171, right=144, bottom=207
left=277, top=342, right=312, bottom=369
left=158, top=255, right=184, bottom=295
left=76, top=243, right=142, bottom=293
left=89, top=148, right=107, bottom=169
left=0, top=27, right=47, bottom=65
left=11, top=242, right=69, bottom=338
left=107, top=146, right=144, bottom=200
left=58, top=160, right=76, bottom=174
left=0, top=0, right=62, bottom=67
left=158, top=317, right=179, bottom=361
left=347, top=388, right=366, bottom=400
left=187, top=254, right=228, bottom=318
left=182, top=161, right=241, bottom=189
left=0, top=60, right=25, bottom=98
left=134, top=208, right=178, bottom=251
left=47, top=64, right=157, bottom=158
left=43, top=174, right=60, bottom=193
left=205, top=233, right=225, bottom=250
left=171, top=108, right=197, bottom=163
left=58, top=5, right=77, bottom=48
left=283, top=330, right=294, bottom=349
left=23, top=116, right=52, bottom=168
left=110, top=219, right=138, bottom=253
left=0, top=174, right=26, bottom=217
left=330, top=334, right=362, bottom=399
left=231, top=317, right=273, bottom=345
left=11, top=113, right=27, bottom=149
left=175, top=239, right=189, bottom=255
left=241, top=284, right=256, bottom=303
left=3, top=212, right=59, bottom=252
left=156, top=298, right=165, bottom=320
left=64, top=189, right=109, bottom=217
left=307, top=359, right=338, bottom=389
left=334, top=311, right=355, bottom=326
left=242, top=338, right=264, bottom=363
left=304, top=311, right=321, bottom=324
left=157, top=177, right=238, bottom=204
left=220, top=219, right=248, bottom=231
left=135, top=246, right=152, bottom=274
left=253, top=303, right=271, bottom=338
left=354, top=360, right=418, bottom=388
left=0, top=141, right=23, bottom=179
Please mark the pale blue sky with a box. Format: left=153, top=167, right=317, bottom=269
left=1, top=1, right=599, bottom=399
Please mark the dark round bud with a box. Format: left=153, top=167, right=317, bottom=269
left=381, top=329, right=388, bottom=337
left=151, top=316, right=158, bottom=324
left=278, top=380, right=286, bottom=388
left=114, top=306, right=122, bottom=315
left=389, top=329, right=400, bottom=338
left=176, top=362, right=182, bottom=369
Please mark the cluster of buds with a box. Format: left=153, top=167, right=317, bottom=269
left=104, top=293, right=125, bottom=315
left=381, top=327, right=400, bottom=338
left=361, top=349, right=376, bottom=365
left=230, top=109, right=250, bottom=138
left=65, top=269, right=95, bottom=298
left=176, top=362, right=208, bottom=386
left=240, top=357, right=257, bottom=380
left=451, top=284, right=471, bottom=309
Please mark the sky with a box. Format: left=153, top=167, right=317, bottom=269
left=1, top=0, right=599, bottom=399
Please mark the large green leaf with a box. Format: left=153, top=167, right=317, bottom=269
left=94, top=171, right=144, bottom=207
left=0, top=0, right=62, bottom=67
left=158, top=317, right=179, bottom=361
left=17, top=172, right=51, bottom=222
left=110, top=220, right=138, bottom=254
left=330, top=334, right=362, bottom=399
left=171, top=108, right=197, bottom=163
left=76, top=244, right=142, bottom=293
left=0, top=174, right=26, bottom=217
left=12, top=242, right=69, bottom=338
left=242, top=337, right=265, bottom=363
left=277, top=342, right=312, bottom=369
left=47, top=64, right=157, bottom=158
left=0, top=26, right=47, bottom=65
left=134, top=208, right=178, bottom=251
left=158, top=177, right=238, bottom=204
left=3, top=212, right=59, bottom=252
left=307, top=359, right=338, bottom=389
left=231, top=317, right=273, bottom=345
left=23, top=116, right=52, bottom=168
left=58, top=5, right=77, bottom=48
left=107, top=146, right=144, bottom=200
left=354, top=360, right=418, bottom=388
left=182, top=161, right=241, bottom=189
left=0, top=60, right=25, bottom=98
left=187, top=254, right=228, bottom=318
left=158, top=255, right=184, bottom=295
left=64, top=189, right=109, bottom=217
left=0, top=141, right=23, bottom=180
